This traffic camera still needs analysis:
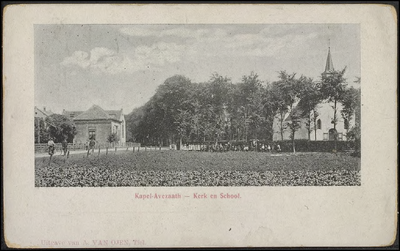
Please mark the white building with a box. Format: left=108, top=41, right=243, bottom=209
left=273, top=47, right=355, bottom=141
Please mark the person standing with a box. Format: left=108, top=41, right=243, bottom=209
left=89, top=138, right=96, bottom=154
left=48, top=137, right=55, bottom=155
left=47, top=137, right=55, bottom=165
left=62, top=138, right=68, bottom=156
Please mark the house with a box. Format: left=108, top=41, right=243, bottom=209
left=272, top=47, right=355, bottom=141
left=34, top=106, right=54, bottom=143
left=34, top=106, right=53, bottom=119
left=63, top=105, right=126, bottom=145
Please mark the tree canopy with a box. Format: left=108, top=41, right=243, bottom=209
left=125, top=70, right=360, bottom=150
left=44, top=114, right=77, bottom=143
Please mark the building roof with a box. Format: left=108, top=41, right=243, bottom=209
left=35, top=106, right=53, bottom=117
left=74, top=105, right=110, bottom=120
left=107, top=110, right=123, bottom=120
left=324, top=47, right=334, bottom=73
left=63, top=105, right=124, bottom=122
left=62, top=110, right=83, bottom=118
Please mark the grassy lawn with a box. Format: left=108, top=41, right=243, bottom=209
left=35, top=151, right=360, bottom=187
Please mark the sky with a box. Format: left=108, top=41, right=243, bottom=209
left=34, top=24, right=360, bottom=115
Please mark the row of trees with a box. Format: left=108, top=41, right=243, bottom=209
left=35, top=68, right=361, bottom=154
left=126, top=68, right=361, bottom=152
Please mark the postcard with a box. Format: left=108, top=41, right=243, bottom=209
left=3, top=4, right=397, bottom=248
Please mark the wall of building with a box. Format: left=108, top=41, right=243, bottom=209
left=73, top=121, right=111, bottom=145
left=120, top=116, right=126, bottom=143
left=110, top=119, right=126, bottom=144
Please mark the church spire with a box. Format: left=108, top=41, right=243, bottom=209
left=324, top=46, right=334, bottom=73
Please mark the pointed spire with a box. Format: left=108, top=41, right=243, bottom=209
left=324, top=46, right=334, bottom=73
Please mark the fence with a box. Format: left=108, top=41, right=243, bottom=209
left=35, top=142, right=141, bottom=153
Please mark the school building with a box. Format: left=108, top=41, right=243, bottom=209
left=63, top=105, right=126, bottom=145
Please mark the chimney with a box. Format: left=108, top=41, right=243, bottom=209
left=43, top=107, right=46, bottom=111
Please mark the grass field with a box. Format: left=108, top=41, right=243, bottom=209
left=35, top=151, right=360, bottom=187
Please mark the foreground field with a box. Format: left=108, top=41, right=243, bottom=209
left=35, top=151, right=360, bottom=187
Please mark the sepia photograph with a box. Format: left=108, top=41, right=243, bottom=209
left=4, top=4, right=397, bottom=248
left=34, top=24, right=361, bottom=187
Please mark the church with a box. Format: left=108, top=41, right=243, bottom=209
left=272, top=47, right=355, bottom=142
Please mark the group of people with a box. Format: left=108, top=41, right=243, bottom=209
left=47, top=137, right=69, bottom=156
left=259, top=143, right=281, bottom=152
left=47, top=137, right=96, bottom=157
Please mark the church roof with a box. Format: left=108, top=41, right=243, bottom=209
left=63, top=105, right=123, bottom=122
left=324, top=47, right=334, bottom=73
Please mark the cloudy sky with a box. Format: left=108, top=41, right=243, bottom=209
left=35, top=24, right=360, bottom=114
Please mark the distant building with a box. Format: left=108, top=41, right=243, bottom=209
left=34, top=106, right=53, bottom=119
left=63, top=105, right=126, bottom=145
left=34, top=106, right=53, bottom=143
left=272, top=47, right=355, bottom=141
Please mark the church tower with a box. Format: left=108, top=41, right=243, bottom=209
left=323, top=46, right=335, bottom=75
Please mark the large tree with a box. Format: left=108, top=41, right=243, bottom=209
left=137, top=75, right=194, bottom=147
left=346, top=77, right=361, bottom=156
left=320, top=67, right=348, bottom=150
left=204, top=73, right=232, bottom=143
left=45, top=114, right=77, bottom=143
left=297, top=76, right=322, bottom=141
left=283, top=72, right=302, bottom=153
left=125, top=106, right=144, bottom=142
left=272, top=71, right=302, bottom=152
left=269, top=81, right=289, bottom=141
left=236, top=72, right=266, bottom=141
left=341, top=86, right=359, bottom=138
left=34, top=117, right=50, bottom=143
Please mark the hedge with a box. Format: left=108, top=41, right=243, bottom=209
left=273, top=140, right=355, bottom=153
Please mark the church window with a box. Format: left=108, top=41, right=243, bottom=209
left=317, top=119, right=322, bottom=129
left=344, top=119, right=349, bottom=130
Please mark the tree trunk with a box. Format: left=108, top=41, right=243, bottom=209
left=38, top=120, right=41, bottom=144
left=280, top=113, right=284, bottom=141
left=334, top=100, right=337, bottom=151
left=179, top=136, right=183, bottom=151
left=308, top=113, right=311, bottom=141
left=292, top=131, right=296, bottom=154
left=313, top=111, right=317, bottom=141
